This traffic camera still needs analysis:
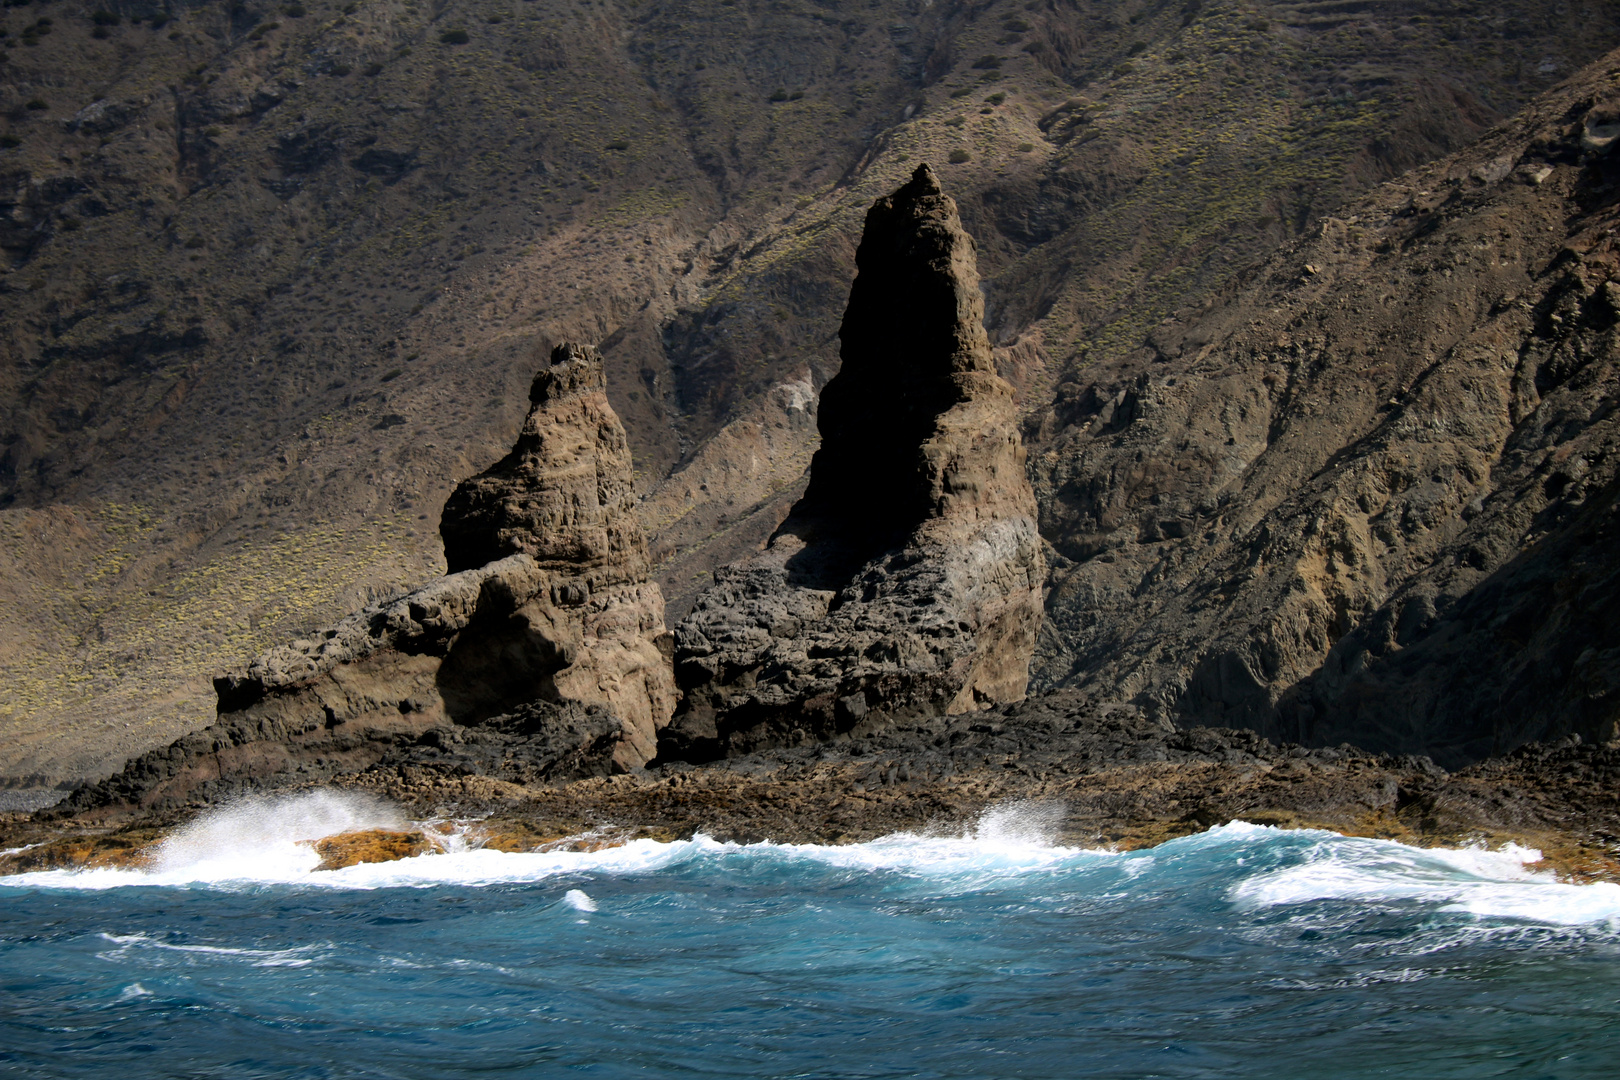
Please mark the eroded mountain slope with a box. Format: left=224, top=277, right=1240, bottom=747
left=1032, top=54, right=1620, bottom=763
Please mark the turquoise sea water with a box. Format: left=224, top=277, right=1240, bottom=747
left=2, top=793, right=1618, bottom=1079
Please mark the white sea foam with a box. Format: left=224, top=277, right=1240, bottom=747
left=1225, top=825, right=1620, bottom=926
left=4, top=793, right=1619, bottom=926
left=0, top=794, right=1095, bottom=891
left=147, top=788, right=408, bottom=882
left=758, top=799, right=1098, bottom=887
left=96, top=932, right=327, bottom=967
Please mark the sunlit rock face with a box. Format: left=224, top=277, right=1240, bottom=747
left=663, top=165, right=1046, bottom=761
left=66, top=344, right=675, bottom=816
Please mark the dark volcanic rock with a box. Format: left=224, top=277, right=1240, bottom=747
left=661, top=165, right=1045, bottom=761
left=62, top=344, right=675, bottom=816
left=17, top=691, right=1620, bottom=883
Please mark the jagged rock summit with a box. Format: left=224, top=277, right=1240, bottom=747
left=662, top=164, right=1045, bottom=760
left=66, top=344, right=674, bottom=815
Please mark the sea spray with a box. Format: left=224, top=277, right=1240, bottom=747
left=1225, top=825, right=1620, bottom=925
left=974, top=798, right=1068, bottom=846
left=149, top=788, right=408, bottom=881
left=4, top=815, right=1619, bottom=1078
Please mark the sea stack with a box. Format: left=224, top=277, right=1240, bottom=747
left=68, top=344, right=674, bottom=814
left=661, top=164, right=1046, bottom=760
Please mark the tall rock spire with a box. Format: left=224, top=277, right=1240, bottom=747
left=662, top=164, right=1046, bottom=761
left=796, top=163, right=1002, bottom=540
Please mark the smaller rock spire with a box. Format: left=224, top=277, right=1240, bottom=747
left=440, top=342, right=647, bottom=578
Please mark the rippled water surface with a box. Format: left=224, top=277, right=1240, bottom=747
left=3, top=794, right=1619, bottom=1079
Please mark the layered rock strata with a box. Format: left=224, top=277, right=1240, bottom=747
left=65, top=344, right=673, bottom=815
left=661, top=165, right=1045, bottom=760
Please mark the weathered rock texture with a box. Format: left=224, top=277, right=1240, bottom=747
left=1030, top=58, right=1620, bottom=765
left=663, top=165, right=1045, bottom=760
left=64, top=345, right=674, bottom=815
left=440, top=343, right=649, bottom=578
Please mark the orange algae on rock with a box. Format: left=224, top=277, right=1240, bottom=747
left=310, top=829, right=435, bottom=871
left=0, top=830, right=163, bottom=873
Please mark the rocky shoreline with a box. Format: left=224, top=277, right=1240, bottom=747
left=5, top=152, right=1618, bottom=889
left=6, top=689, right=1618, bottom=883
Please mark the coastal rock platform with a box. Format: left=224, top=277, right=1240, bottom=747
left=8, top=690, right=1617, bottom=883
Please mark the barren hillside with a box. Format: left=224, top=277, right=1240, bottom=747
left=3, top=0, right=1617, bottom=790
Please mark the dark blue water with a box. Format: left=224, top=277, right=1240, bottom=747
left=3, top=795, right=1618, bottom=1079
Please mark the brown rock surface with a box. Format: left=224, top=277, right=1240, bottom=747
left=440, top=343, right=650, bottom=578
left=57, top=344, right=674, bottom=817
left=663, top=165, right=1045, bottom=760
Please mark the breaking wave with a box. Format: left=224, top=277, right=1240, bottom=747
left=5, top=796, right=1620, bottom=1077
left=3, top=792, right=1618, bottom=926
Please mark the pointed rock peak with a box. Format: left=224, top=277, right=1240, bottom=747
left=793, top=162, right=1001, bottom=537
left=902, top=161, right=943, bottom=197
left=530, top=341, right=606, bottom=405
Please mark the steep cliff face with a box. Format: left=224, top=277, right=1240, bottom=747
left=663, top=166, right=1044, bottom=760
left=65, top=344, right=674, bottom=814
left=1030, top=57, right=1620, bottom=764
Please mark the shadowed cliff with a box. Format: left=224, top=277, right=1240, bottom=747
left=1030, top=57, right=1620, bottom=764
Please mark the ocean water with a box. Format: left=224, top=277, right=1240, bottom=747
left=3, top=794, right=1619, bottom=1079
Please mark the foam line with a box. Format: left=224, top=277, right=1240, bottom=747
left=3, top=794, right=1619, bottom=926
